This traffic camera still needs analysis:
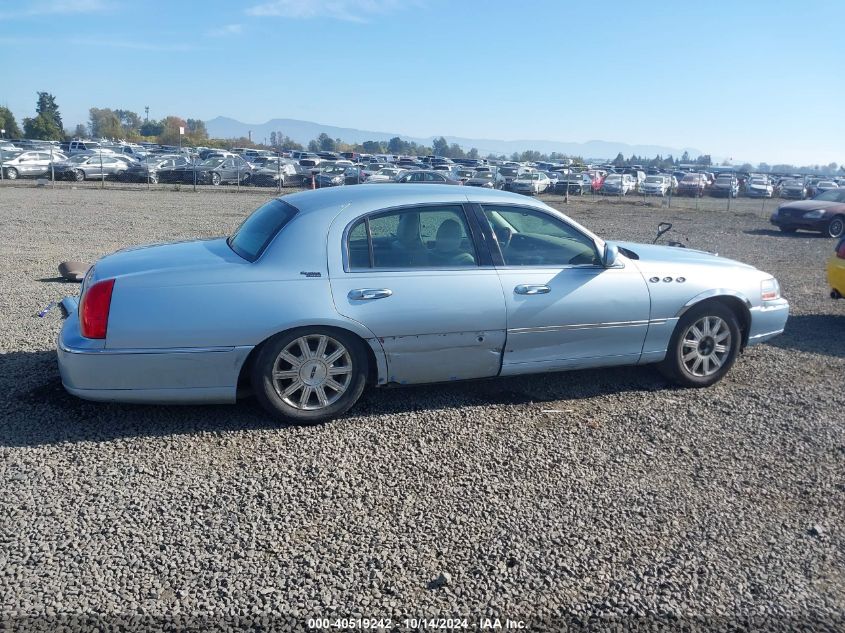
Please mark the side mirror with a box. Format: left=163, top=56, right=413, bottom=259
left=602, top=243, right=619, bottom=268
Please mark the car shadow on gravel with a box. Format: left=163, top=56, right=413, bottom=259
left=767, top=314, right=845, bottom=357
left=743, top=228, right=828, bottom=238
left=2, top=350, right=669, bottom=447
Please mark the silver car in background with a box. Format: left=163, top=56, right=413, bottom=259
left=57, top=185, right=789, bottom=424
left=1, top=150, right=68, bottom=179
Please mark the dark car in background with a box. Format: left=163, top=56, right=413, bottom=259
left=394, top=170, right=460, bottom=184
left=710, top=174, right=739, bottom=198
left=554, top=172, right=592, bottom=195
left=770, top=188, right=845, bottom=238
left=677, top=173, right=708, bottom=197
left=314, top=166, right=364, bottom=188
left=779, top=179, right=808, bottom=200
left=166, top=156, right=253, bottom=185
left=464, top=171, right=505, bottom=189
left=119, top=156, right=189, bottom=184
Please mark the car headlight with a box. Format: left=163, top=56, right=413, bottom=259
left=761, top=278, right=781, bottom=301
left=803, top=209, right=825, bottom=219
left=331, top=176, right=343, bottom=184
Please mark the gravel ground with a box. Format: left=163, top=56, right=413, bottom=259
left=0, top=186, right=843, bottom=632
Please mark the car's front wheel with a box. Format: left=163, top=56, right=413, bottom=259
left=659, top=302, right=741, bottom=388
left=251, top=327, right=369, bottom=425
left=5, top=167, right=18, bottom=180
left=827, top=215, right=845, bottom=239
left=210, top=172, right=221, bottom=186
left=74, top=169, right=85, bottom=182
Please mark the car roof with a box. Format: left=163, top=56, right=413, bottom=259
left=278, top=183, right=551, bottom=217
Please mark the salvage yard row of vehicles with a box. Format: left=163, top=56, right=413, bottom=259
left=1, top=139, right=843, bottom=203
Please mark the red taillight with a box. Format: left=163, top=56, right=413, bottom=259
left=80, top=278, right=115, bottom=339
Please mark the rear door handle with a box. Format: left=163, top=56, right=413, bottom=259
left=514, top=284, right=550, bottom=295
left=348, top=288, right=393, bottom=301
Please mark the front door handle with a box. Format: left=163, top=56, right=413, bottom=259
left=348, top=288, right=393, bottom=301
left=514, top=284, right=551, bottom=295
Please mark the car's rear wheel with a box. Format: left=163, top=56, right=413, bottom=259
left=251, top=328, right=368, bottom=425
left=210, top=172, right=221, bottom=186
left=5, top=167, right=18, bottom=180
left=827, top=215, right=845, bottom=239
left=659, top=302, right=741, bottom=388
left=148, top=174, right=158, bottom=184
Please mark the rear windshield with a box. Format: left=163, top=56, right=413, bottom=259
left=227, top=199, right=298, bottom=262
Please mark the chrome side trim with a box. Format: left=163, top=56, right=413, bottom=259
left=675, top=289, right=752, bottom=317
left=507, top=318, right=666, bottom=334
left=59, top=344, right=237, bottom=356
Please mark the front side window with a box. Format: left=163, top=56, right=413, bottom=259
left=347, top=205, right=477, bottom=270
left=482, top=206, right=600, bottom=267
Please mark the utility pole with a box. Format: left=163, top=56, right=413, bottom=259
left=144, top=106, right=149, bottom=122
left=248, top=130, right=252, bottom=143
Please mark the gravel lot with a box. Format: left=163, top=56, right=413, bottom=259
left=1, top=185, right=843, bottom=632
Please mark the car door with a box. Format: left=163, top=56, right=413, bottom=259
left=328, top=203, right=506, bottom=384
left=476, top=203, right=651, bottom=375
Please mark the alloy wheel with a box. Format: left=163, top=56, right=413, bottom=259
left=680, top=316, right=732, bottom=377
left=271, top=334, right=353, bottom=410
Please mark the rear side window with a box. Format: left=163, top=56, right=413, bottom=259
left=347, top=205, right=477, bottom=270
left=228, top=199, right=298, bottom=262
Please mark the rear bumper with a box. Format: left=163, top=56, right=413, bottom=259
left=56, top=297, right=250, bottom=404
left=747, top=298, right=789, bottom=346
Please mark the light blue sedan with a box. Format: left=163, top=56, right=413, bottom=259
left=57, top=185, right=789, bottom=424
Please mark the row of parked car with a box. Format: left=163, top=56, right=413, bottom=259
left=2, top=140, right=843, bottom=203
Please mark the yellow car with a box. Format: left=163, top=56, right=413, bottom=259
left=829, top=237, right=845, bottom=299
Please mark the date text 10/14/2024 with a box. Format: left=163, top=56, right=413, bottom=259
left=307, top=617, right=527, bottom=630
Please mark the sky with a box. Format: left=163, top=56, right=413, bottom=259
left=1, top=0, right=843, bottom=166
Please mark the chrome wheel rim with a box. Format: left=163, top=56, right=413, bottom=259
left=681, top=316, right=731, bottom=377
left=829, top=218, right=844, bottom=238
left=272, top=335, right=352, bottom=411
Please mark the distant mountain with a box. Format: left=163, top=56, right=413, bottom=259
left=205, top=116, right=703, bottom=161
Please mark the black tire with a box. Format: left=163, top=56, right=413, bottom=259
left=241, top=173, right=251, bottom=185
left=74, top=169, right=85, bottom=182
left=5, top=167, right=18, bottom=180
left=658, top=301, right=741, bottom=388
left=115, top=170, right=126, bottom=182
left=827, top=215, right=845, bottom=239
left=149, top=174, right=158, bottom=184
left=779, top=226, right=797, bottom=234
left=210, top=172, right=221, bottom=186
left=250, top=327, right=368, bottom=425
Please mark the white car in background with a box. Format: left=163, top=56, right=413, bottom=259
left=511, top=172, right=551, bottom=195
left=639, top=175, right=671, bottom=196
left=366, top=168, right=405, bottom=182
left=746, top=176, right=774, bottom=198
left=601, top=173, right=636, bottom=195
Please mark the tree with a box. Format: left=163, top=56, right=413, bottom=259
left=23, top=92, right=64, bottom=140
left=89, top=107, right=123, bottom=139
left=467, top=147, right=479, bottom=159
left=0, top=106, right=22, bottom=138
left=317, top=132, right=336, bottom=152
left=432, top=136, right=449, bottom=157
left=269, top=131, right=277, bottom=147
left=140, top=119, right=164, bottom=137
left=307, top=139, right=319, bottom=152
left=680, top=151, right=690, bottom=163
left=362, top=140, right=384, bottom=154
left=612, top=152, right=625, bottom=167
left=157, top=116, right=188, bottom=145
left=72, top=123, right=87, bottom=138
left=186, top=118, right=207, bottom=140
left=387, top=136, right=405, bottom=155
